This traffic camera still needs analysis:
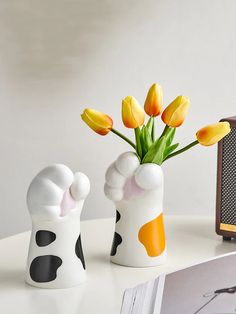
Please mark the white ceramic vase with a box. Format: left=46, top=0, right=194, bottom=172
left=26, top=164, right=90, bottom=289
left=104, top=152, right=166, bottom=267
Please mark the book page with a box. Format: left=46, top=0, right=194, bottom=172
left=160, top=254, right=236, bottom=314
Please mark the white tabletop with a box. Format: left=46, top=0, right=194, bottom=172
left=0, top=215, right=236, bottom=314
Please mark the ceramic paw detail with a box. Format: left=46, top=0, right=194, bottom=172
left=27, top=164, right=90, bottom=220
left=26, top=164, right=90, bottom=289
left=104, top=152, right=163, bottom=207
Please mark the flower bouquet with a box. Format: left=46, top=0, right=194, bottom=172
left=81, top=83, right=230, bottom=267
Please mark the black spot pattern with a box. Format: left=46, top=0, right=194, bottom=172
left=110, top=232, right=122, bottom=256
left=35, top=230, right=56, bottom=247
left=116, top=210, right=121, bottom=223
left=75, top=234, right=85, bottom=269
left=30, top=255, right=62, bottom=283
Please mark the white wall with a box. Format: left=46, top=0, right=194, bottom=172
left=0, top=0, right=235, bottom=239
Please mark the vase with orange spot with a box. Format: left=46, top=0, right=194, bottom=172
left=104, top=152, right=167, bottom=267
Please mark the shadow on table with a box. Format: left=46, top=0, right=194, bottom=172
left=168, top=218, right=236, bottom=257
left=214, top=238, right=236, bottom=256
left=85, top=252, right=111, bottom=267
left=167, top=219, right=215, bottom=240
left=0, top=269, right=86, bottom=314
left=0, top=269, right=26, bottom=289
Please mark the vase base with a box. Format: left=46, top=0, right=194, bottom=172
left=25, top=273, right=86, bottom=289
left=110, top=250, right=167, bottom=268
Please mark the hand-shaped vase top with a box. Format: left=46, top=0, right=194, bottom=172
left=104, top=152, right=163, bottom=212
left=27, top=164, right=90, bottom=221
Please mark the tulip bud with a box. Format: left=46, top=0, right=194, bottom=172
left=81, top=108, right=113, bottom=135
left=144, top=83, right=163, bottom=117
left=122, top=96, right=145, bottom=128
left=196, top=122, right=231, bottom=146
left=161, top=95, right=190, bottom=127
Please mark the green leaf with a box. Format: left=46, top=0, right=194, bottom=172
left=139, top=126, right=153, bottom=158
left=165, top=128, right=176, bottom=146
left=142, top=135, right=167, bottom=165
left=146, top=117, right=154, bottom=135
left=163, top=143, right=179, bottom=160
left=135, top=127, right=143, bottom=159
left=140, top=128, right=148, bottom=157
left=152, top=136, right=167, bottom=165
left=143, top=126, right=153, bottom=148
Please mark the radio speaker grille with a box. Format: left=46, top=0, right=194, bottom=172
left=220, top=127, right=236, bottom=225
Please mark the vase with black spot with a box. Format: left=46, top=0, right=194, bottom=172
left=26, top=164, right=90, bottom=289
left=104, top=152, right=167, bottom=267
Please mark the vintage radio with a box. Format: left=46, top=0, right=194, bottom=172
left=216, top=116, right=236, bottom=240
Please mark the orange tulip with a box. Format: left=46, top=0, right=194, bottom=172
left=161, top=95, right=190, bottom=127
left=144, top=83, right=163, bottom=117
left=122, top=96, right=145, bottom=128
left=81, top=108, right=113, bottom=135
left=196, top=122, right=231, bottom=146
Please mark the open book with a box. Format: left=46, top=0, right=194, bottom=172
left=121, top=252, right=236, bottom=314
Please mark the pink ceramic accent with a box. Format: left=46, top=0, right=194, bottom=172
left=60, top=190, right=77, bottom=217
left=123, top=176, right=145, bottom=200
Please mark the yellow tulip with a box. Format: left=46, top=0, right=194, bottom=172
left=196, top=122, right=231, bottom=146
left=81, top=108, right=113, bottom=135
left=122, top=96, right=145, bottom=128
left=161, top=95, right=190, bottom=127
left=144, top=83, right=163, bottom=117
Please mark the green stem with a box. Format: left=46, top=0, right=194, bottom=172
left=160, top=125, right=169, bottom=138
left=146, top=116, right=155, bottom=141
left=152, top=118, right=155, bottom=141
left=111, top=128, right=136, bottom=149
left=164, top=140, right=199, bottom=161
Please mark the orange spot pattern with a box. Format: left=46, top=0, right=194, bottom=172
left=138, top=213, right=165, bottom=257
